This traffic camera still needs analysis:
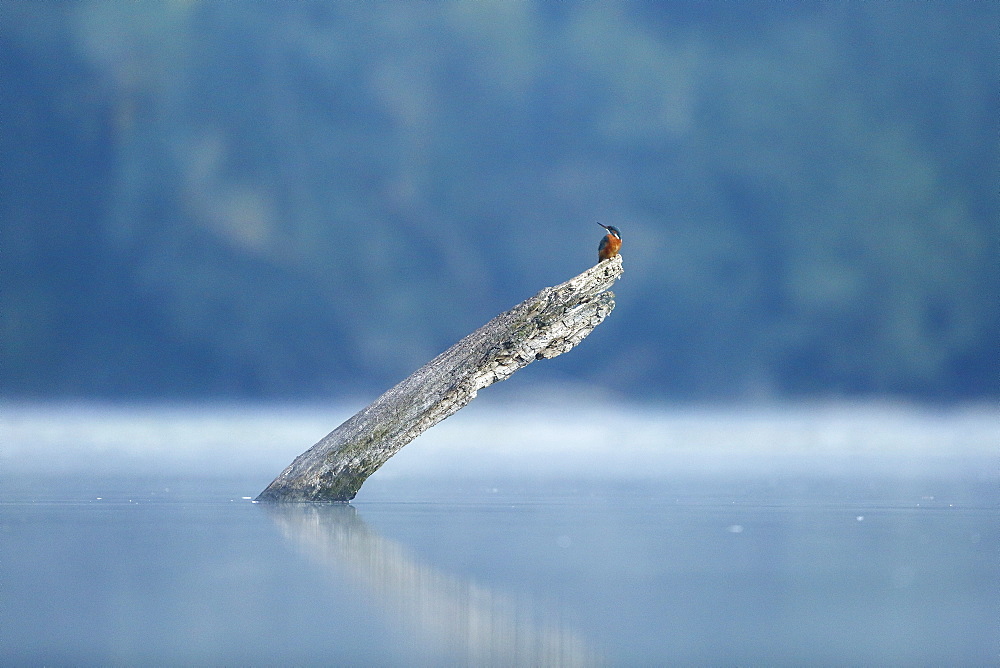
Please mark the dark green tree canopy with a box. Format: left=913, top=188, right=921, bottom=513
left=1, top=2, right=996, bottom=400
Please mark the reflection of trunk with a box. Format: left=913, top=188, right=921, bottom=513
left=266, top=504, right=600, bottom=666
left=258, top=256, right=622, bottom=502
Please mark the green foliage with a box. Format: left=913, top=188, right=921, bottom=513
left=1, top=2, right=996, bottom=399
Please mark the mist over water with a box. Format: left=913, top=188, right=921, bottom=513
left=3, top=399, right=996, bottom=488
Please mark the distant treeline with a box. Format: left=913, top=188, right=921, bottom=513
left=1, top=2, right=997, bottom=400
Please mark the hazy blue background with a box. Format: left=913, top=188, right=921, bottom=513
left=2, top=2, right=997, bottom=402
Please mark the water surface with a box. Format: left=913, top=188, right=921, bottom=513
left=2, top=403, right=997, bottom=664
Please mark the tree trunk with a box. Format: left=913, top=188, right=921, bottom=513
left=256, top=255, right=623, bottom=502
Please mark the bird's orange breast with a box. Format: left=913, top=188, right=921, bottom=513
left=598, top=234, right=621, bottom=261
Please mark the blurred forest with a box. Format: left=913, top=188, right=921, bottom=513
left=1, top=2, right=997, bottom=401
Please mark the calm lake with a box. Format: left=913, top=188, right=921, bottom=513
left=2, top=401, right=997, bottom=665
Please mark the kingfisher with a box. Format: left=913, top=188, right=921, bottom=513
left=597, top=222, right=622, bottom=262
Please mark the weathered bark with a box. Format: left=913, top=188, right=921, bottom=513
left=256, top=255, right=623, bottom=502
